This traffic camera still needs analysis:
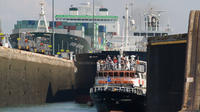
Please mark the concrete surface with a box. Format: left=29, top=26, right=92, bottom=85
left=0, top=47, right=75, bottom=107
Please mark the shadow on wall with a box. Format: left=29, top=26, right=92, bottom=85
left=46, top=83, right=75, bottom=103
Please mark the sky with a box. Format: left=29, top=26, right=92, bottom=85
left=0, top=0, right=200, bottom=34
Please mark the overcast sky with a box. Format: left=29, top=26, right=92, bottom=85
left=0, top=0, right=200, bottom=34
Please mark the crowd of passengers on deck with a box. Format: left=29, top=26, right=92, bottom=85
left=97, top=55, right=139, bottom=71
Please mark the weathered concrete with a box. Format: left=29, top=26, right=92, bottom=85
left=0, top=47, right=75, bottom=107
left=181, top=10, right=200, bottom=111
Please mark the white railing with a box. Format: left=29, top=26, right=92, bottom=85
left=90, top=86, right=146, bottom=96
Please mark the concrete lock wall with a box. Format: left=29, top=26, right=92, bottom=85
left=181, top=10, right=200, bottom=111
left=0, top=47, right=75, bottom=107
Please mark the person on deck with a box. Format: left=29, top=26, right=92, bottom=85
left=97, top=60, right=100, bottom=71
left=113, top=56, right=118, bottom=70
left=117, top=55, right=121, bottom=70
left=121, top=57, right=125, bottom=70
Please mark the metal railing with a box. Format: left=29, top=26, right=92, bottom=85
left=90, top=86, right=146, bottom=96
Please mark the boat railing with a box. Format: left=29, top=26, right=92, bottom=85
left=90, top=86, right=146, bottom=96
left=96, top=70, right=137, bottom=78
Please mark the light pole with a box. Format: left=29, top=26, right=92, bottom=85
left=52, top=0, right=55, bottom=55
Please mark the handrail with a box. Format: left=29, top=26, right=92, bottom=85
left=97, top=71, right=137, bottom=78
left=98, top=70, right=136, bottom=73
left=90, top=86, right=146, bottom=96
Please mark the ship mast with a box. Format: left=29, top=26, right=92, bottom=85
left=120, top=4, right=129, bottom=56
left=124, top=4, right=129, bottom=50
left=37, top=1, right=49, bottom=32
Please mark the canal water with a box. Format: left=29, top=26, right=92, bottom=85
left=0, top=102, right=97, bottom=112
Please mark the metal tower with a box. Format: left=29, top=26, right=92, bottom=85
left=37, top=1, right=49, bottom=32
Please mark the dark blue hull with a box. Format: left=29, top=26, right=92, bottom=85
left=90, top=90, right=146, bottom=112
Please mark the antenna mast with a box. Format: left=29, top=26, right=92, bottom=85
left=37, top=1, right=49, bottom=32
left=124, top=4, right=129, bottom=50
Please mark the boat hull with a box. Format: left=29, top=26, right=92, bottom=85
left=90, top=90, right=146, bottom=112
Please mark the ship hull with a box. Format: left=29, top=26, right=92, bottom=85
left=91, top=90, right=146, bottom=112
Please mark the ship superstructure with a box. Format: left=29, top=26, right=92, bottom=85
left=37, top=1, right=49, bottom=32
left=106, top=3, right=171, bottom=52
left=55, top=2, right=120, bottom=50
left=11, top=2, right=120, bottom=53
